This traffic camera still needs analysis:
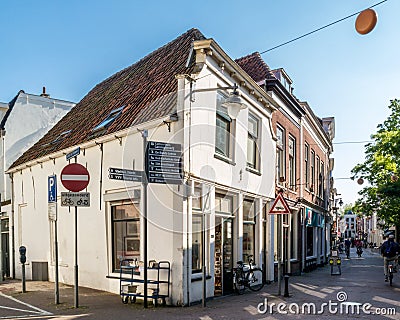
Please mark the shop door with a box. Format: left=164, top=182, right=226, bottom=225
left=214, top=217, right=233, bottom=296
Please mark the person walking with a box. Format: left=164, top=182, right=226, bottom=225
left=380, top=234, right=399, bottom=281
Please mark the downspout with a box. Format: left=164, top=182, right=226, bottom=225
left=96, top=143, right=104, bottom=210
left=10, top=172, right=15, bottom=279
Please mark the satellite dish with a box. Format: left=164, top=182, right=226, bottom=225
left=355, top=8, right=378, bottom=35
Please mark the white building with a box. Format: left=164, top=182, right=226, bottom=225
left=7, top=29, right=280, bottom=305
left=0, top=89, right=74, bottom=279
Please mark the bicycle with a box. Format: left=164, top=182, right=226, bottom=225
left=233, top=255, right=264, bottom=294
left=388, top=260, right=396, bottom=286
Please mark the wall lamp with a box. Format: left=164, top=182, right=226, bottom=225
left=191, top=83, right=247, bottom=119
left=163, top=113, right=179, bottom=132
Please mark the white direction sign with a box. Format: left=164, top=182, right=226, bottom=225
left=61, top=192, right=90, bottom=207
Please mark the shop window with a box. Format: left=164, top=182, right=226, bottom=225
left=306, top=227, right=314, bottom=257
left=192, top=187, right=203, bottom=274
left=111, top=201, right=140, bottom=272
left=290, top=212, right=298, bottom=260
left=243, top=199, right=256, bottom=261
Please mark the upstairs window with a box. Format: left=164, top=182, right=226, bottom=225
left=247, top=114, right=260, bottom=170
left=92, top=106, right=124, bottom=132
left=288, top=136, right=296, bottom=189
left=276, top=126, right=285, bottom=183
left=215, top=92, right=232, bottom=158
left=310, top=150, right=315, bottom=192
left=305, top=144, right=309, bottom=188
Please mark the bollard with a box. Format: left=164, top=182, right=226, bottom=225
left=284, top=275, right=290, bottom=297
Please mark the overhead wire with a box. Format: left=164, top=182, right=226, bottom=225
left=260, top=0, right=388, bottom=54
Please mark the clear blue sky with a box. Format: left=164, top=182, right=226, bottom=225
left=1, top=0, right=399, bottom=206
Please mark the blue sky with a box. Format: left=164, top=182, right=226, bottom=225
left=1, top=0, right=398, bottom=205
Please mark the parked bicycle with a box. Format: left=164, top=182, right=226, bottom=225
left=233, top=255, right=264, bottom=294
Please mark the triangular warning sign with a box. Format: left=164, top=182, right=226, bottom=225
left=269, top=193, right=291, bottom=214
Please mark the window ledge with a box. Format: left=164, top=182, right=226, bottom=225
left=246, top=166, right=261, bottom=176
left=214, top=153, right=235, bottom=165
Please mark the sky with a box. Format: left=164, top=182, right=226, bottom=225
left=1, top=0, right=399, bottom=206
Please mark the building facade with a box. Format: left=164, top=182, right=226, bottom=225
left=0, top=89, right=74, bottom=279
left=7, top=29, right=280, bottom=305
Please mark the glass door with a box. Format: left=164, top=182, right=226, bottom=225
left=214, top=216, right=233, bottom=295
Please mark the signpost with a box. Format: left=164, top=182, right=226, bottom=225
left=48, top=175, right=59, bottom=304
left=61, top=162, right=90, bottom=309
left=269, top=192, right=291, bottom=296
left=145, top=141, right=182, bottom=184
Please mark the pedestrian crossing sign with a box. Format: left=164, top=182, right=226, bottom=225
left=269, top=193, right=291, bottom=214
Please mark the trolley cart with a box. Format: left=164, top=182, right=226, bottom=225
left=119, top=259, right=170, bottom=306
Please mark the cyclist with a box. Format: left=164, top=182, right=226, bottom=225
left=381, top=234, right=399, bottom=282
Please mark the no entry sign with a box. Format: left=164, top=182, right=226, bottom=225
left=61, top=163, right=90, bottom=192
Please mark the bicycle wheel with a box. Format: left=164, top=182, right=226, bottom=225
left=233, top=270, right=245, bottom=294
left=248, top=268, right=264, bottom=291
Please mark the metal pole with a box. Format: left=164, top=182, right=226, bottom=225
left=55, top=219, right=59, bottom=304
left=202, top=212, right=206, bottom=307
left=142, top=130, right=148, bottom=308
left=277, top=214, right=282, bottom=296
left=22, top=263, right=26, bottom=293
left=74, top=205, right=78, bottom=308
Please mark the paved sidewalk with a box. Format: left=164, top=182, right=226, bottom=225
left=0, top=248, right=398, bottom=319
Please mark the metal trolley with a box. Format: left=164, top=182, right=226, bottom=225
left=119, top=259, right=170, bottom=306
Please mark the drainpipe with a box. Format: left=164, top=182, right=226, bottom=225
left=10, top=172, right=15, bottom=279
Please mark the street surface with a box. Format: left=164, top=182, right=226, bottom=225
left=0, top=247, right=398, bottom=319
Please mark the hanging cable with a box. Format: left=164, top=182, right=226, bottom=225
left=260, top=0, right=388, bottom=54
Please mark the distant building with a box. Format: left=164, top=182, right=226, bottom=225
left=343, top=211, right=357, bottom=239
left=0, top=89, right=74, bottom=278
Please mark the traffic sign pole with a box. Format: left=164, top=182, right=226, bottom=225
left=141, top=130, right=148, bottom=309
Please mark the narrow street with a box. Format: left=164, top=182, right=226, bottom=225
left=0, top=247, right=398, bottom=319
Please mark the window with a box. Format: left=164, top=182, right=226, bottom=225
left=215, top=193, right=233, bottom=214
left=192, top=188, right=202, bottom=273
left=243, top=199, right=256, bottom=260
left=215, top=92, right=232, bottom=158
left=247, top=114, right=260, bottom=170
left=93, top=106, right=124, bottom=132
left=276, top=126, right=285, bottom=183
left=316, top=156, right=321, bottom=197
left=288, top=136, right=296, bottom=189
left=305, top=144, right=309, bottom=188
left=320, top=161, right=324, bottom=198
left=111, top=201, right=140, bottom=272
left=310, top=150, right=315, bottom=192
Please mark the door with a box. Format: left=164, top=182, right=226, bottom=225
left=214, top=216, right=233, bottom=296
left=1, top=218, right=10, bottom=278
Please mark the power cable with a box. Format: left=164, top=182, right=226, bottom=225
left=260, top=0, right=388, bottom=54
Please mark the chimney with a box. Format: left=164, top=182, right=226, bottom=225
left=40, top=86, right=50, bottom=98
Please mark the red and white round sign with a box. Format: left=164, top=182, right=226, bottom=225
left=61, top=163, right=90, bottom=192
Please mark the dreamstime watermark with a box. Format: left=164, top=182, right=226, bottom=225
left=257, top=291, right=396, bottom=316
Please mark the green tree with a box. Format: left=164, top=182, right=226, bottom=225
left=351, top=99, right=400, bottom=227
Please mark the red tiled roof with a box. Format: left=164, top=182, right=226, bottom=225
left=235, top=52, right=275, bottom=83
left=10, top=28, right=206, bottom=169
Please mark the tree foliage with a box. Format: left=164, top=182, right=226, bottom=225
left=351, top=99, right=400, bottom=226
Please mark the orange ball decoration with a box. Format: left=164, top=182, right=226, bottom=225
left=355, top=9, right=378, bottom=35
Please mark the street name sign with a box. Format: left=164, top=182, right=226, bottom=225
left=66, top=147, right=81, bottom=161
left=145, top=141, right=182, bottom=184
left=61, top=163, right=90, bottom=192
left=61, top=192, right=90, bottom=207
left=108, top=167, right=143, bottom=182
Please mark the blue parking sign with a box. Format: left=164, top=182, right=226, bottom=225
left=48, top=175, right=57, bottom=203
